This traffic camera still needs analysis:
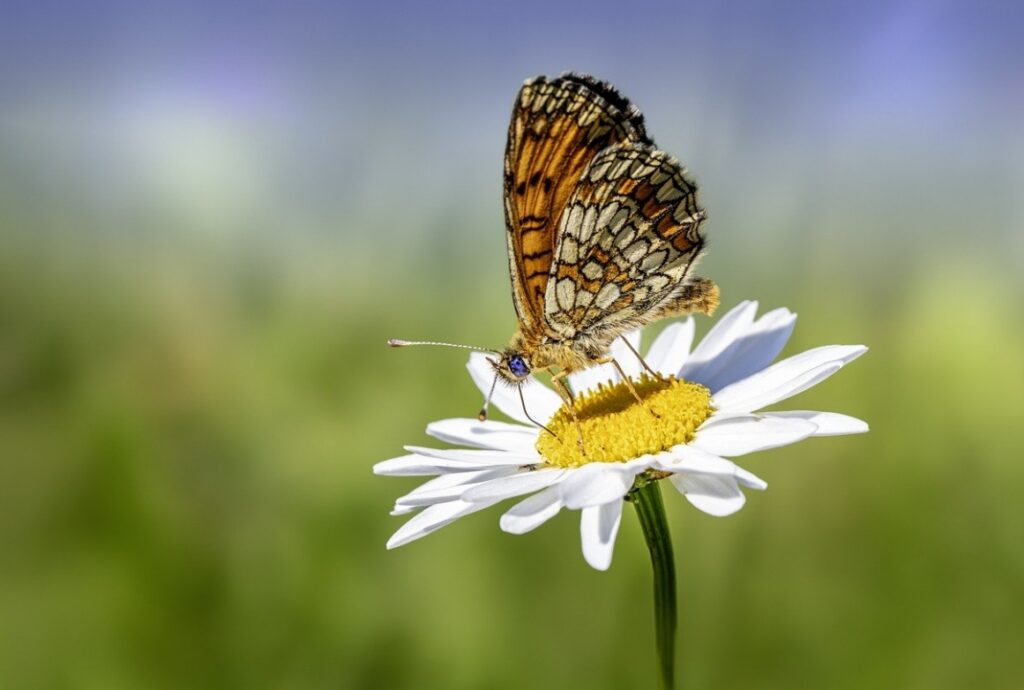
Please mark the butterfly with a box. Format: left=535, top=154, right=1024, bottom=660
left=391, top=73, right=719, bottom=430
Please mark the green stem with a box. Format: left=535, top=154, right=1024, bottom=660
left=632, top=480, right=677, bottom=690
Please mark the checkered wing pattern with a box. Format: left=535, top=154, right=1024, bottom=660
left=504, top=74, right=649, bottom=338
left=542, top=142, right=708, bottom=339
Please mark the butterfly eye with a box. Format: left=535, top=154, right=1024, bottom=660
left=508, top=355, right=530, bottom=378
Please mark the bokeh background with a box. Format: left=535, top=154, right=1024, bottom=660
left=2, top=1, right=1022, bottom=688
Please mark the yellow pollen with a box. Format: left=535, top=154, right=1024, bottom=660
left=536, top=375, right=713, bottom=468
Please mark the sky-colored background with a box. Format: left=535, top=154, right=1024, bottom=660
left=2, top=2, right=1022, bottom=689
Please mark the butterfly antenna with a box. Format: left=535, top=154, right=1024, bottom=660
left=387, top=338, right=499, bottom=354
left=478, top=374, right=499, bottom=422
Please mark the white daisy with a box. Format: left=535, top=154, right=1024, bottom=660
left=375, top=301, right=867, bottom=570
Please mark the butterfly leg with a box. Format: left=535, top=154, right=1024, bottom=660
left=598, top=357, right=660, bottom=419
left=617, top=336, right=664, bottom=381
left=549, top=370, right=587, bottom=456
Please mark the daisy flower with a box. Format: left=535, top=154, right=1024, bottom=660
left=375, top=301, right=867, bottom=571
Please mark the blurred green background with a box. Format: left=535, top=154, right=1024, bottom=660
left=2, top=1, right=1023, bottom=688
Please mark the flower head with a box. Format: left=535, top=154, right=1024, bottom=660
left=375, top=301, right=867, bottom=570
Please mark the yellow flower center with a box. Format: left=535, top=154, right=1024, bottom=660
left=536, top=375, right=713, bottom=468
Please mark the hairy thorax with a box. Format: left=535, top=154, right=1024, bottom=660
left=509, top=329, right=607, bottom=375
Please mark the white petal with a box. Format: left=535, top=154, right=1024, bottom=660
left=386, top=499, right=499, bottom=549
left=377, top=447, right=528, bottom=476
left=500, top=485, right=564, bottom=534
left=682, top=308, right=796, bottom=392
left=713, top=362, right=841, bottom=415
left=733, top=467, right=768, bottom=490
left=558, top=463, right=638, bottom=509
left=653, top=444, right=740, bottom=474
left=467, top=352, right=562, bottom=426
left=426, top=418, right=538, bottom=453
left=670, top=473, right=747, bottom=516
left=683, top=301, right=758, bottom=372
left=580, top=499, right=624, bottom=570
left=374, top=453, right=461, bottom=476
left=692, top=415, right=818, bottom=456
left=394, top=468, right=516, bottom=508
left=645, top=319, right=695, bottom=376
left=653, top=446, right=768, bottom=490
left=568, top=362, right=616, bottom=396
left=763, top=411, right=869, bottom=436
left=568, top=330, right=642, bottom=395
left=461, top=468, right=568, bottom=503
left=712, top=344, right=867, bottom=413
left=404, top=445, right=540, bottom=467
left=621, top=454, right=662, bottom=473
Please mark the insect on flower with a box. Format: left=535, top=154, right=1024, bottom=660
left=390, top=73, right=719, bottom=448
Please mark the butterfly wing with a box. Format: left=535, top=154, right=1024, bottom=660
left=543, top=142, right=710, bottom=341
left=504, top=74, right=650, bottom=337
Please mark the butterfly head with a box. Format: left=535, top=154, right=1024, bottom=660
left=493, top=350, right=532, bottom=385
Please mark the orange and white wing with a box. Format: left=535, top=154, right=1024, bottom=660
left=504, top=74, right=649, bottom=338
left=543, top=142, right=708, bottom=340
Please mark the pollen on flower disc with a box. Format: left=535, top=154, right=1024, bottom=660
left=537, top=375, right=713, bottom=468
